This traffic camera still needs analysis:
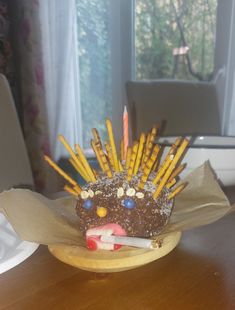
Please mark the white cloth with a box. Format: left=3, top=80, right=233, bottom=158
left=39, top=0, right=82, bottom=160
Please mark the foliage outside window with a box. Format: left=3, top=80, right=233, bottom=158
left=76, top=0, right=218, bottom=148
left=135, top=0, right=217, bottom=81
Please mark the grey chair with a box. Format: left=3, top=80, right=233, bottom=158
left=0, top=74, right=37, bottom=274
left=0, top=74, right=34, bottom=191
left=126, top=80, right=221, bottom=140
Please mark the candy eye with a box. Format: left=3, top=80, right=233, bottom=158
left=123, top=198, right=136, bottom=209
left=83, top=199, right=93, bottom=210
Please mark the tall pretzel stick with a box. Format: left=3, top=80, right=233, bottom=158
left=141, top=126, right=158, bottom=169
left=68, top=158, right=90, bottom=182
left=64, top=184, right=80, bottom=196
left=141, top=132, right=150, bottom=167
left=75, top=144, right=96, bottom=182
left=91, top=140, right=105, bottom=173
left=96, top=143, right=113, bottom=178
left=44, top=155, right=81, bottom=191
left=106, top=119, right=119, bottom=172
left=133, top=133, right=146, bottom=175
left=153, top=137, right=182, bottom=184
left=153, top=155, right=173, bottom=185
left=127, top=142, right=139, bottom=181
left=104, top=141, right=114, bottom=168
left=138, top=144, right=160, bottom=189
left=153, top=138, right=189, bottom=199
left=58, top=135, right=92, bottom=182
left=92, top=128, right=102, bottom=147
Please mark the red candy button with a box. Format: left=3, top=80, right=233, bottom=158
left=114, top=244, right=122, bottom=251
left=86, top=238, right=97, bottom=251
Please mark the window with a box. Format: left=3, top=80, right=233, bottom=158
left=76, top=0, right=219, bottom=149
left=76, top=0, right=112, bottom=149
left=135, top=0, right=218, bottom=81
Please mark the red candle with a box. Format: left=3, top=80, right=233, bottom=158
left=123, top=106, right=129, bottom=160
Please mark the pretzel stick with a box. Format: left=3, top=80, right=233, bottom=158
left=141, top=126, right=158, bottom=169
left=166, top=137, right=182, bottom=156
left=125, top=147, right=132, bottom=170
left=138, top=144, right=160, bottom=189
left=127, top=142, right=139, bottom=181
left=104, top=141, right=114, bottom=168
left=168, top=183, right=187, bottom=199
left=106, top=118, right=119, bottom=172
left=152, top=155, right=173, bottom=185
left=64, top=184, right=80, bottom=196
left=75, top=144, right=96, bottom=182
left=58, top=135, right=92, bottom=182
left=141, top=132, right=150, bottom=167
left=120, top=138, right=124, bottom=162
left=153, top=137, right=182, bottom=181
left=68, top=158, right=90, bottom=182
left=166, top=178, right=176, bottom=188
left=152, top=156, right=159, bottom=171
left=133, top=133, right=146, bottom=175
left=92, top=128, right=102, bottom=147
left=96, top=143, right=113, bottom=178
left=119, top=160, right=124, bottom=172
left=44, top=155, right=81, bottom=190
left=91, top=140, right=105, bottom=173
left=168, top=163, right=186, bottom=183
left=153, top=139, right=189, bottom=199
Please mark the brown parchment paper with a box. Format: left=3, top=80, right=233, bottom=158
left=0, top=162, right=234, bottom=246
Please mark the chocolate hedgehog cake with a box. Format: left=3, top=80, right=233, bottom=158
left=45, top=118, right=188, bottom=250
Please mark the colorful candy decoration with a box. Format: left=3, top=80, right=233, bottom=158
left=86, top=223, right=127, bottom=251
left=83, top=199, right=93, bottom=210
left=123, top=198, right=136, bottom=209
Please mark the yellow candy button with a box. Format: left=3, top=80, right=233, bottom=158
left=97, top=207, right=107, bottom=218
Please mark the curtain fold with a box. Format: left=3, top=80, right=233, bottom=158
left=10, top=0, right=82, bottom=193
left=39, top=0, right=82, bottom=159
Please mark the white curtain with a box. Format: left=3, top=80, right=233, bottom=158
left=39, top=0, right=82, bottom=160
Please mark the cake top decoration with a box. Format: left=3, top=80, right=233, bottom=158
left=44, top=116, right=189, bottom=201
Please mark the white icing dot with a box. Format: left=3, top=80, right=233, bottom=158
left=88, top=189, right=94, bottom=197
left=117, top=187, right=124, bottom=198
left=126, top=188, right=136, bottom=197
left=81, top=190, right=89, bottom=199
left=95, top=190, right=102, bottom=195
left=136, top=192, right=144, bottom=199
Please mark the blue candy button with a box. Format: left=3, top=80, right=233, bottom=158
left=83, top=199, right=93, bottom=209
left=123, top=198, right=136, bottom=209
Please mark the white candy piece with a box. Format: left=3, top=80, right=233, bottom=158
left=95, top=190, right=102, bottom=195
left=117, top=187, right=124, bottom=198
left=88, top=189, right=94, bottom=197
left=100, top=235, right=154, bottom=249
left=136, top=192, right=145, bottom=199
left=126, top=188, right=136, bottom=197
left=81, top=190, right=89, bottom=199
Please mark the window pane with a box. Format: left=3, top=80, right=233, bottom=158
left=76, top=0, right=112, bottom=149
left=135, top=0, right=217, bottom=81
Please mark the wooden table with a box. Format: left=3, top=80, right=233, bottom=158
left=1, top=203, right=235, bottom=309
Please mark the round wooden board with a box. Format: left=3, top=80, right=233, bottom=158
left=48, top=232, right=181, bottom=273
